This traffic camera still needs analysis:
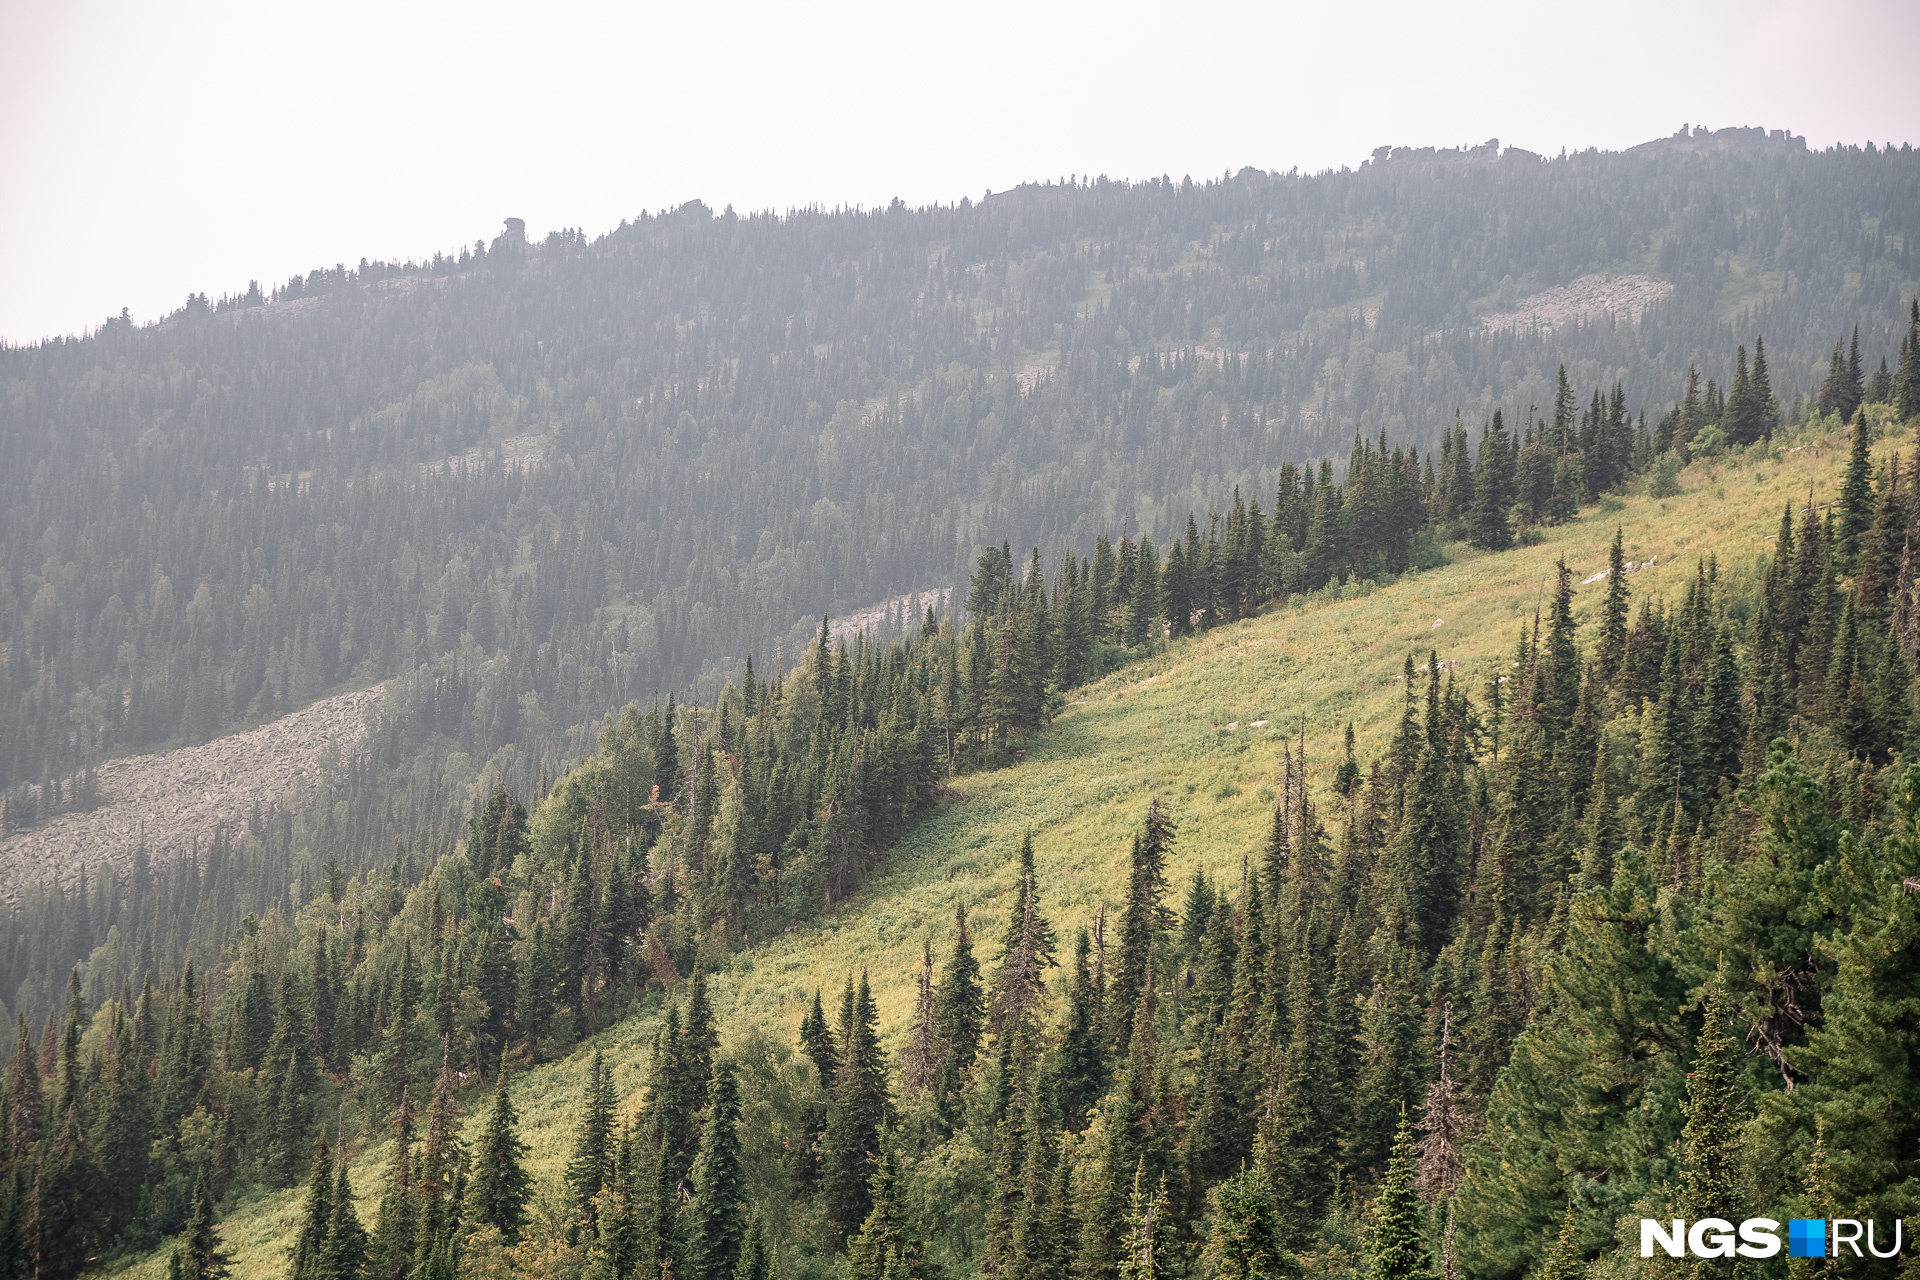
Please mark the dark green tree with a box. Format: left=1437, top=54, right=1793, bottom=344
left=467, top=1057, right=533, bottom=1241
left=171, top=1173, right=234, bottom=1280
left=1367, top=1111, right=1429, bottom=1280
left=686, top=1060, right=745, bottom=1280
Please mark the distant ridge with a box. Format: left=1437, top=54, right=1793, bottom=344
left=1366, top=123, right=1808, bottom=170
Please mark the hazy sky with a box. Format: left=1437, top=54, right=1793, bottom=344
left=3, top=0, right=1916, bottom=345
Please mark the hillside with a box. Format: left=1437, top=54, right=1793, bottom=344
left=101, top=410, right=1887, bottom=1280
left=3, top=135, right=1915, bottom=893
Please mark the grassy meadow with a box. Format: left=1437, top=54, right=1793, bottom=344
left=114, top=412, right=1886, bottom=1278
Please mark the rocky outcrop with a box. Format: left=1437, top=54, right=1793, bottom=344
left=1480, top=273, right=1673, bottom=334
left=0, top=687, right=383, bottom=897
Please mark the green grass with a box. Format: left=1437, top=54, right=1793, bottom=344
left=113, top=413, right=1888, bottom=1277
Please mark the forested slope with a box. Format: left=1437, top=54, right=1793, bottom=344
left=35, top=391, right=1920, bottom=1280
left=3, top=128, right=1916, bottom=843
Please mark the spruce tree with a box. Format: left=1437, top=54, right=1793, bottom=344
left=1471, top=412, right=1515, bottom=551
left=368, top=1087, right=418, bottom=1280
left=686, top=1061, right=745, bottom=1280
left=933, top=905, right=985, bottom=1079
left=734, top=1211, right=770, bottom=1280
left=568, top=1048, right=617, bottom=1232
left=1367, top=1111, right=1429, bottom=1280
left=291, top=1139, right=333, bottom=1280
left=171, top=1173, right=234, bottom=1280
left=822, top=972, right=888, bottom=1249
left=324, top=1155, right=371, bottom=1280
left=467, top=1056, right=533, bottom=1242
left=1115, top=1162, right=1177, bottom=1280
left=1202, top=1154, right=1283, bottom=1280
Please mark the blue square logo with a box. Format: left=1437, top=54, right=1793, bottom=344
left=1789, top=1219, right=1825, bottom=1258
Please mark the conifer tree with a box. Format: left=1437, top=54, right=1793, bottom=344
left=1111, top=800, right=1175, bottom=1043
left=1896, top=299, right=1920, bottom=423
left=1388, top=658, right=1468, bottom=957
left=1535, top=1203, right=1582, bottom=1280
left=1751, top=335, right=1780, bottom=438
left=368, top=1087, right=418, bottom=1280
left=1124, top=535, right=1161, bottom=647
left=933, top=905, right=985, bottom=1081
left=1415, top=1004, right=1468, bottom=1203
left=5, top=1014, right=40, bottom=1161
left=414, top=1049, right=465, bottom=1273
left=1202, top=1153, right=1283, bottom=1280
left=734, top=1211, right=770, bottom=1280
left=1367, top=1111, right=1429, bottom=1280
left=823, top=972, right=888, bottom=1249
left=291, top=1139, right=333, bottom=1280
left=1597, top=529, right=1630, bottom=683
left=32, top=1099, right=98, bottom=1279
left=466, top=1057, right=533, bottom=1242
left=1679, top=968, right=1743, bottom=1222
left=1839, top=413, right=1876, bottom=569
left=686, top=1061, right=745, bottom=1280
left=992, top=841, right=1057, bottom=1035
left=1115, top=1162, right=1177, bottom=1280
left=569, top=1048, right=617, bottom=1233
left=899, top=941, right=940, bottom=1097
left=1471, top=412, right=1515, bottom=551
left=1054, top=927, right=1105, bottom=1129
left=265, top=968, right=318, bottom=1188
left=1847, top=324, right=1864, bottom=420
left=171, top=1173, right=233, bottom=1280
left=325, top=1154, right=371, bottom=1280
left=846, top=1136, right=928, bottom=1280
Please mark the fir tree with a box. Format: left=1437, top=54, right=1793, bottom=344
left=822, top=972, right=889, bottom=1249
left=1115, top=1162, right=1177, bottom=1280
left=291, top=1139, right=333, bottom=1280
left=686, top=1061, right=745, bottom=1280
left=1598, top=528, right=1630, bottom=684
left=734, top=1211, right=770, bottom=1280
left=324, top=1154, right=371, bottom=1280
left=467, top=1057, right=533, bottom=1242
left=1367, top=1111, right=1429, bottom=1280
left=568, top=1048, right=617, bottom=1232
left=171, top=1173, right=234, bottom=1280
left=1202, top=1154, right=1283, bottom=1280
left=1839, top=413, right=1875, bottom=569
left=898, top=941, right=941, bottom=1097
left=992, top=845, right=1056, bottom=1035
left=933, top=905, right=985, bottom=1080
left=1535, top=1203, right=1582, bottom=1280
left=368, top=1087, right=418, bottom=1280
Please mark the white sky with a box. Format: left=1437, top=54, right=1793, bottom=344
left=3, top=0, right=1917, bottom=345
